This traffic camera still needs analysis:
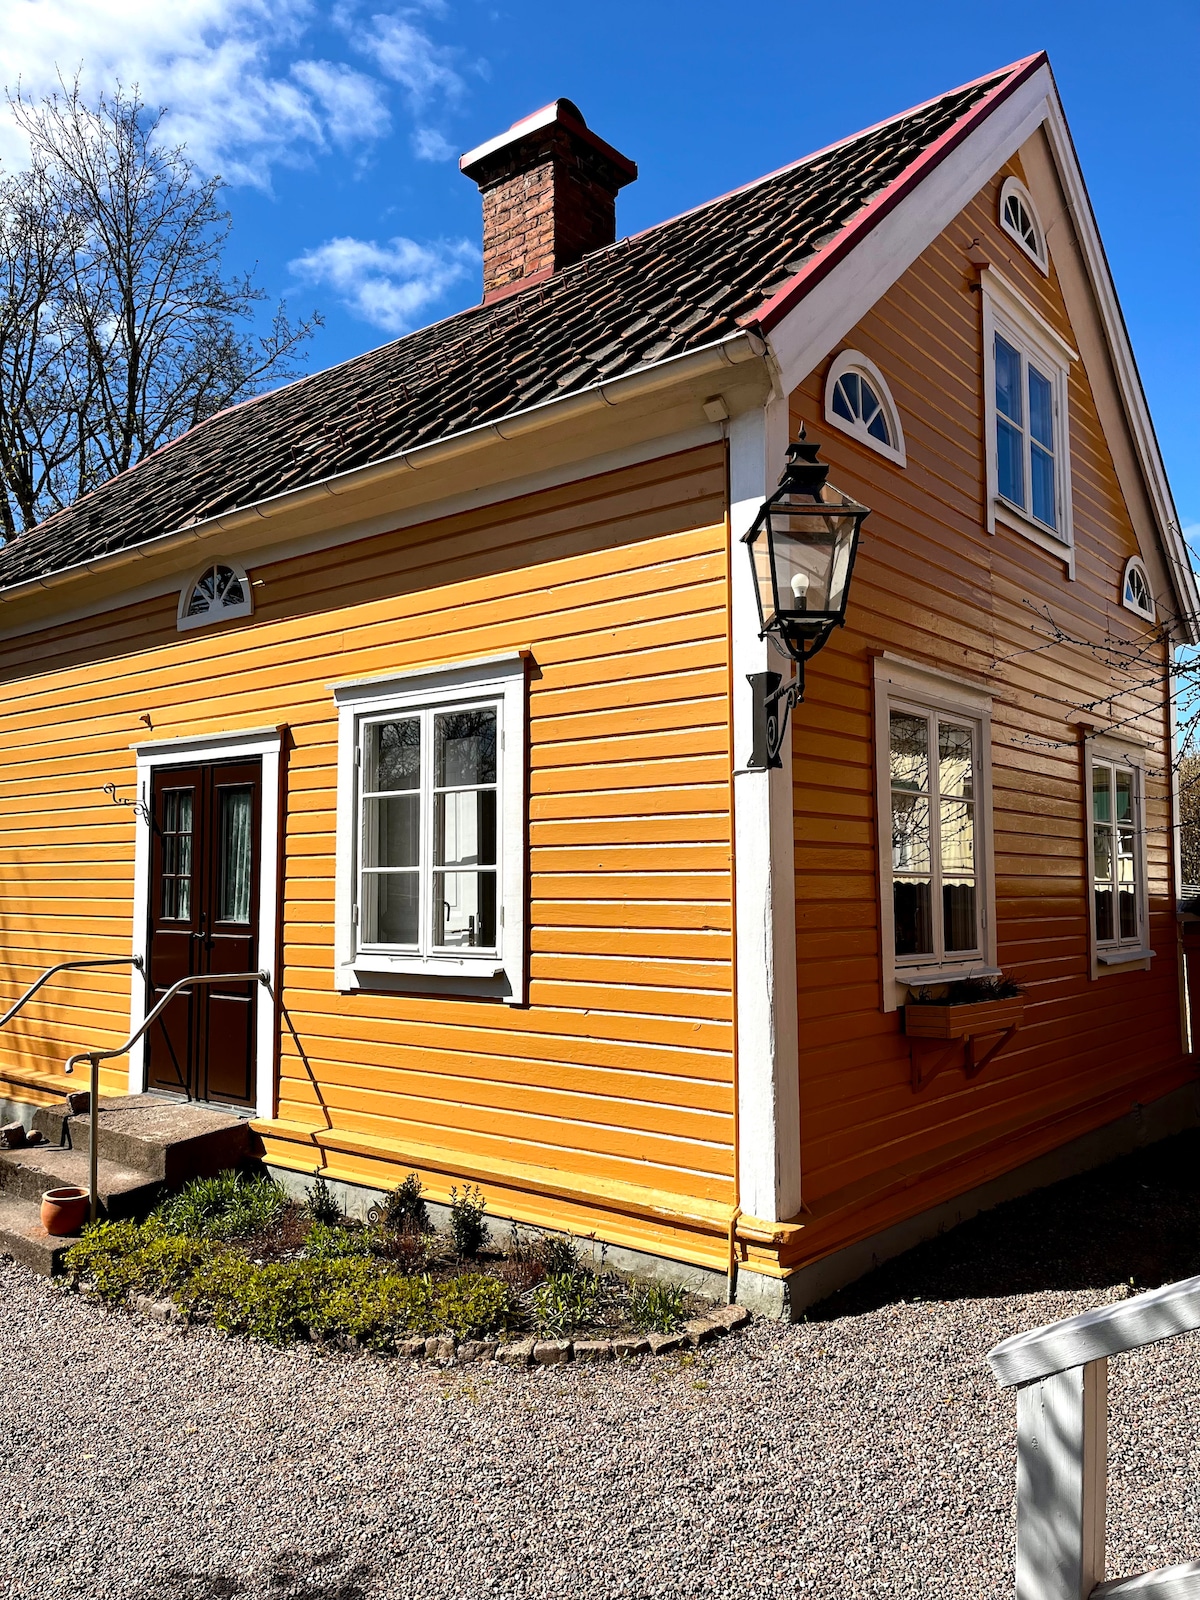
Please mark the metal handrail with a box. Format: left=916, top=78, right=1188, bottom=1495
left=64, top=968, right=270, bottom=1225
left=0, top=956, right=144, bottom=1031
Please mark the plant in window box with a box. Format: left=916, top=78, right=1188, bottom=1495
left=903, top=976, right=1025, bottom=1091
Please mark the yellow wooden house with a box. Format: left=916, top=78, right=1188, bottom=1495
left=1, top=55, right=1195, bottom=1312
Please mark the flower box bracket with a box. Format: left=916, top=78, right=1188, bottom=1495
left=903, top=996, right=1025, bottom=1093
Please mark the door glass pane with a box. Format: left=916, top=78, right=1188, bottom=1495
left=893, top=880, right=933, bottom=956
left=371, top=719, right=421, bottom=791
left=434, top=871, right=497, bottom=949
left=943, top=882, right=977, bottom=952
left=218, top=787, right=253, bottom=923
left=435, top=709, right=497, bottom=787
left=435, top=790, right=497, bottom=867
left=161, top=788, right=194, bottom=921
left=361, top=872, right=419, bottom=946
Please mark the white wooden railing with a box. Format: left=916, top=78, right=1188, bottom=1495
left=988, top=1276, right=1200, bottom=1599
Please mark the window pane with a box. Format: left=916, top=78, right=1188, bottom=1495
left=434, top=871, right=497, bottom=949
left=940, top=800, right=974, bottom=872
left=938, top=724, right=974, bottom=800
left=1031, top=443, right=1056, bottom=529
left=161, top=788, right=194, bottom=922
left=832, top=379, right=855, bottom=422
left=1095, top=887, right=1114, bottom=943
left=995, top=336, right=1023, bottom=423
left=859, top=380, right=881, bottom=424
left=1093, top=825, right=1113, bottom=883
left=361, top=871, right=419, bottom=946
left=889, top=712, right=928, bottom=792
left=218, top=787, right=253, bottom=923
left=1092, top=765, right=1111, bottom=823
left=372, top=719, right=420, bottom=792
left=435, top=789, right=496, bottom=867
left=1114, top=769, right=1133, bottom=823
left=1028, top=367, right=1054, bottom=449
left=868, top=410, right=891, bottom=444
left=997, top=419, right=1025, bottom=506
left=435, top=709, right=496, bottom=788
left=943, top=882, right=977, bottom=952
left=362, top=795, right=420, bottom=868
left=892, top=795, right=930, bottom=872
left=893, top=879, right=933, bottom=956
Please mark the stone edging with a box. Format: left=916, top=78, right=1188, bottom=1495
left=128, top=1294, right=751, bottom=1361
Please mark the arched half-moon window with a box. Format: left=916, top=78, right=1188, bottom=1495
left=1121, top=555, right=1155, bottom=622
left=177, top=560, right=253, bottom=632
left=999, top=177, right=1048, bottom=272
left=824, top=351, right=906, bottom=467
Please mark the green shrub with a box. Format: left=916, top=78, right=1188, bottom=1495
left=303, top=1221, right=373, bottom=1261
left=435, top=1274, right=515, bottom=1338
left=63, top=1221, right=225, bottom=1304
left=305, top=1172, right=342, bottom=1226
left=179, top=1255, right=321, bottom=1343
left=448, top=1183, right=488, bottom=1257
left=155, top=1169, right=287, bottom=1240
left=538, top=1231, right=584, bottom=1276
left=532, top=1270, right=604, bottom=1337
left=629, top=1282, right=689, bottom=1334
left=379, top=1172, right=431, bottom=1234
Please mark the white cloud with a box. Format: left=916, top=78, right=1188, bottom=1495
left=0, top=0, right=399, bottom=185
left=289, top=233, right=477, bottom=333
left=354, top=13, right=464, bottom=109
left=412, top=125, right=454, bottom=161
left=290, top=58, right=390, bottom=145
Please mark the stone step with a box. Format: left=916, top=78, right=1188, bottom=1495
left=0, top=1142, right=160, bottom=1219
left=32, top=1093, right=252, bottom=1182
left=0, top=1193, right=81, bottom=1276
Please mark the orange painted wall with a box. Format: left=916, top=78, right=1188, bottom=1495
left=782, top=143, right=1192, bottom=1271
left=0, top=445, right=738, bottom=1265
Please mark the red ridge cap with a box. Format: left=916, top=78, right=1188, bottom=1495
left=745, top=52, right=1048, bottom=337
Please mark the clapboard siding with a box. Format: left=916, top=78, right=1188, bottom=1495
left=0, top=444, right=737, bottom=1239
left=785, top=136, right=1186, bottom=1265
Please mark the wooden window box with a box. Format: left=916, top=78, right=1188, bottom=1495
left=903, top=995, right=1025, bottom=1090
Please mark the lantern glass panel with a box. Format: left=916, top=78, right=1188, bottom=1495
left=770, top=501, right=859, bottom=621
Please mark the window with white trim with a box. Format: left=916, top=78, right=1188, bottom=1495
left=824, top=350, right=906, bottom=466
left=982, top=272, right=1075, bottom=563
left=1087, top=743, right=1149, bottom=967
left=999, top=176, right=1048, bottom=272
left=1121, top=555, right=1155, bottom=621
left=332, top=654, right=528, bottom=998
left=178, top=561, right=253, bottom=631
left=873, top=657, right=997, bottom=1008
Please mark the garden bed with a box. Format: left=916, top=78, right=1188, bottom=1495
left=64, top=1168, right=747, bottom=1362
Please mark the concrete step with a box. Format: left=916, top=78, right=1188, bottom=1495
left=0, top=1193, right=81, bottom=1276
left=0, top=1143, right=161, bottom=1219
left=32, top=1093, right=252, bottom=1182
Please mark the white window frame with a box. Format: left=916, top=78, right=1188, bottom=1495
left=823, top=350, right=907, bottom=467
left=998, top=176, right=1049, bottom=274
left=982, top=268, right=1077, bottom=575
left=177, top=559, right=254, bottom=632
left=873, top=655, right=998, bottom=1012
left=331, top=651, right=528, bottom=1001
left=1084, top=733, right=1153, bottom=975
left=1121, top=555, right=1156, bottom=622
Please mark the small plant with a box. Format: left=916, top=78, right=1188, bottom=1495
left=538, top=1230, right=584, bottom=1276
left=908, top=975, right=1023, bottom=1004
left=305, top=1171, right=342, bottom=1226
left=448, top=1183, right=488, bottom=1257
left=154, top=1169, right=287, bottom=1240
left=629, top=1281, right=689, bottom=1334
left=303, top=1221, right=373, bottom=1261
left=532, top=1269, right=604, bottom=1337
left=380, top=1172, right=431, bottom=1235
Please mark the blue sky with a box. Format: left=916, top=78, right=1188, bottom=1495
left=2, top=0, right=1196, bottom=533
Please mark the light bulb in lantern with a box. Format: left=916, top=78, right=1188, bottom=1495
left=790, top=571, right=810, bottom=608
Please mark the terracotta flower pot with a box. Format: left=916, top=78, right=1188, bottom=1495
left=41, top=1186, right=89, bottom=1236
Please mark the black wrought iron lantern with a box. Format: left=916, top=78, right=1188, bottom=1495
left=743, top=431, right=869, bottom=768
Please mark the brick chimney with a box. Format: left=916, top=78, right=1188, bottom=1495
left=460, top=100, right=637, bottom=304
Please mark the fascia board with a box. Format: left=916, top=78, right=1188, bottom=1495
left=1039, top=101, right=1200, bottom=642
left=764, top=65, right=1056, bottom=397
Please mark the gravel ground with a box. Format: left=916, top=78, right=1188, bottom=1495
left=3, top=1133, right=1200, bottom=1600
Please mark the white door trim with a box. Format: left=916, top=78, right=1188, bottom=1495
left=128, top=726, right=283, bottom=1119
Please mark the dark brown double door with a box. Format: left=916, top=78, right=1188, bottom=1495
left=147, top=760, right=261, bottom=1107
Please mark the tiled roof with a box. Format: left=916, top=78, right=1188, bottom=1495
left=0, top=60, right=1034, bottom=594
